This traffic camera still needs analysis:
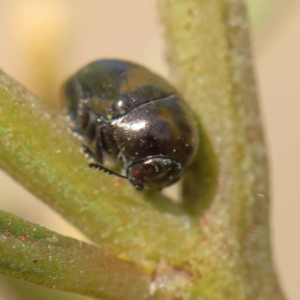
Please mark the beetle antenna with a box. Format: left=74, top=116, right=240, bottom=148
left=88, top=163, right=128, bottom=179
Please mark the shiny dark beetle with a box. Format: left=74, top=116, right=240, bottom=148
left=63, top=59, right=198, bottom=190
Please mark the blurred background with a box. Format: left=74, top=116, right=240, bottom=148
left=0, top=0, right=298, bottom=299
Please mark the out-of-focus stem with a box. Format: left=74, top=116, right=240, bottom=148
left=158, top=0, right=286, bottom=298
left=0, top=210, right=158, bottom=300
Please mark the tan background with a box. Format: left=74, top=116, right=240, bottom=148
left=0, top=1, right=299, bottom=299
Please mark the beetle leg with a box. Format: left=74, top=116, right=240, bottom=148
left=117, top=152, right=127, bottom=165
left=83, top=118, right=96, bottom=143
left=81, top=112, right=107, bottom=163
left=95, top=128, right=105, bottom=164
left=81, top=144, right=97, bottom=161
left=100, top=123, right=120, bottom=158
left=81, top=132, right=104, bottom=164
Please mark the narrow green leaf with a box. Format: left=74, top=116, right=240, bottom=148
left=1, top=276, right=89, bottom=300
left=0, top=210, right=157, bottom=300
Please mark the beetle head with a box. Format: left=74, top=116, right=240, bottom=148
left=127, top=157, right=182, bottom=190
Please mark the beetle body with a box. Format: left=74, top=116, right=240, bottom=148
left=63, top=59, right=198, bottom=190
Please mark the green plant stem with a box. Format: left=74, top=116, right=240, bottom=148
left=0, top=210, right=158, bottom=300
left=0, top=0, right=287, bottom=298
left=0, top=69, right=197, bottom=265
left=1, top=276, right=88, bottom=300
left=158, top=0, right=285, bottom=299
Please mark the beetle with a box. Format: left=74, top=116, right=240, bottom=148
left=63, top=59, right=199, bottom=190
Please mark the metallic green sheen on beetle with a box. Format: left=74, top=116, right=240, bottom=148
left=63, top=59, right=199, bottom=190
